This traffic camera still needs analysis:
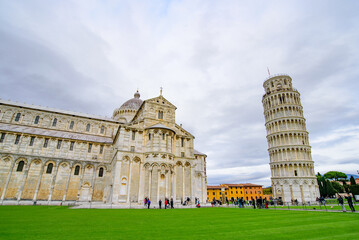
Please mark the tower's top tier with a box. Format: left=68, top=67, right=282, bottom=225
left=263, top=74, right=293, bottom=94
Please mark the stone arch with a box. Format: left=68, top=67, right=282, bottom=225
left=149, top=163, right=158, bottom=171
left=44, top=159, right=56, bottom=166
left=15, top=157, right=28, bottom=165
left=133, top=156, right=141, bottom=163
left=143, top=162, right=151, bottom=169
left=96, top=165, right=107, bottom=171
left=1, top=155, right=13, bottom=163
left=84, top=163, right=94, bottom=170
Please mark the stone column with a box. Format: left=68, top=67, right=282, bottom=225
left=148, top=169, right=152, bottom=199
left=157, top=170, right=160, bottom=203
left=190, top=166, right=194, bottom=203
left=48, top=161, right=60, bottom=202
left=138, top=163, right=145, bottom=203
left=203, top=176, right=206, bottom=203
left=89, top=165, right=97, bottom=202
left=182, top=165, right=185, bottom=201
left=33, top=161, right=45, bottom=202
left=127, top=160, right=132, bottom=203
left=17, top=161, right=31, bottom=201
left=172, top=170, right=176, bottom=201
left=165, top=170, right=169, bottom=198
left=300, top=185, right=304, bottom=203
left=76, top=164, right=86, bottom=201
left=281, top=185, right=285, bottom=201
left=273, top=185, right=277, bottom=199
left=1, top=160, right=15, bottom=202
left=62, top=164, right=73, bottom=202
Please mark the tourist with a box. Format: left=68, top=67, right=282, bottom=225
left=170, top=198, right=174, bottom=209
left=238, top=198, right=242, bottom=208
left=147, top=199, right=151, bottom=209
left=165, top=199, right=168, bottom=209
left=337, top=195, right=346, bottom=212
left=259, top=197, right=263, bottom=209
left=159, top=199, right=162, bottom=209
left=345, top=194, right=355, bottom=212
left=144, top=197, right=147, bottom=206
left=320, top=196, right=325, bottom=206
left=251, top=198, right=256, bottom=209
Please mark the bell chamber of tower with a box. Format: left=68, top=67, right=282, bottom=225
left=262, top=74, right=320, bottom=203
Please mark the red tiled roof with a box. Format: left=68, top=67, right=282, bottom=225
left=207, top=185, right=225, bottom=189
left=222, top=183, right=263, bottom=187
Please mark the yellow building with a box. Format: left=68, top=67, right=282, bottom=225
left=207, top=185, right=224, bottom=201
left=207, top=183, right=263, bottom=202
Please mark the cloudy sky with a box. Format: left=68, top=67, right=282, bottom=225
left=1, top=0, right=359, bottom=186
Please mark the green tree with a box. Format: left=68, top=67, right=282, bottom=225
left=349, top=185, right=359, bottom=195
left=323, top=171, right=347, bottom=181
left=350, top=176, right=356, bottom=185
left=316, top=173, right=326, bottom=197
left=325, top=180, right=337, bottom=197
left=263, top=187, right=272, bottom=195
left=331, top=181, right=344, bottom=193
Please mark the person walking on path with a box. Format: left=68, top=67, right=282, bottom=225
left=147, top=199, right=151, bottom=209
left=170, top=198, right=174, bottom=209
left=320, top=196, right=325, bottom=206
left=337, top=195, right=346, bottom=212
left=345, top=195, right=356, bottom=212
left=164, top=199, right=168, bottom=209
left=251, top=198, right=256, bottom=209
left=159, top=199, right=162, bottom=209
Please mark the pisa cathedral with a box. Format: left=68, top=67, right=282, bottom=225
left=0, top=91, right=207, bottom=206
left=262, top=74, right=320, bottom=203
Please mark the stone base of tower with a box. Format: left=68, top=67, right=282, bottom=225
left=272, top=177, right=320, bottom=203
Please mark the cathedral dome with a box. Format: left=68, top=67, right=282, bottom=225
left=113, top=91, right=143, bottom=122
left=119, top=91, right=143, bottom=111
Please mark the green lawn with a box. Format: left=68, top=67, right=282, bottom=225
left=266, top=204, right=354, bottom=211
left=0, top=206, right=358, bottom=240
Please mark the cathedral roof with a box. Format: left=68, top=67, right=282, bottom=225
left=119, top=91, right=143, bottom=111
left=194, top=149, right=206, bottom=156
left=146, top=123, right=175, bottom=133
left=0, top=99, right=117, bottom=123
left=0, top=122, right=113, bottom=143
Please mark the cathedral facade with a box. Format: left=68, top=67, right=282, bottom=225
left=262, top=74, right=320, bottom=203
left=0, top=91, right=207, bottom=206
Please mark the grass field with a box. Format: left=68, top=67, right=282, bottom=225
left=266, top=204, right=356, bottom=211
left=0, top=206, right=358, bottom=240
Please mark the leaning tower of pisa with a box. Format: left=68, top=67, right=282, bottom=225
left=262, top=74, right=320, bottom=203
